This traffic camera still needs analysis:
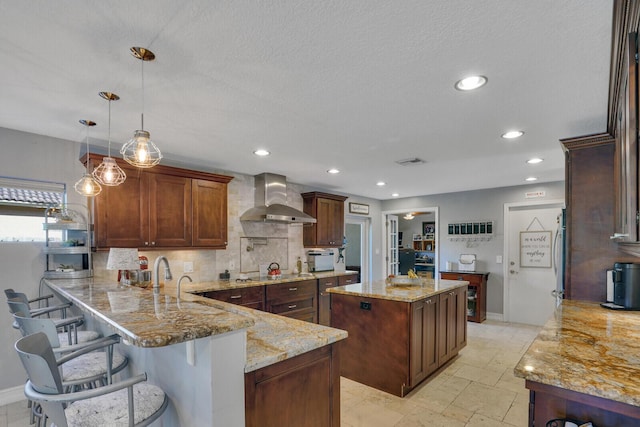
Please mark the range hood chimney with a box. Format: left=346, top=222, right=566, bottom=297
left=240, top=173, right=317, bottom=224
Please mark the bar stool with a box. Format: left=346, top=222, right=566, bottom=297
left=7, top=299, right=98, bottom=345
left=15, top=332, right=168, bottom=427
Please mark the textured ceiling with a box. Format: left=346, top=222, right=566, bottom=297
left=0, top=1, right=612, bottom=199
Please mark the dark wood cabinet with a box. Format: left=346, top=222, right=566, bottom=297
left=440, top=272, right=488, bottom=323
left=410, top=295, right=438, bottom=385
left=331, top=286, right=467, bottom=397
left=318, top=277, right=339, bottom=326
left=302, top=192, right=348, bottom=247
left=85, top=153, right=232, bottom=250
left=338, top=273, right=358, bottom=286
left=266, top=279, right=318, bottom=323
left=245, top=343, right=340, bottom=427
left=202, top=287, right=265, bottom=311
left=192, top=179, right=228, bottom=248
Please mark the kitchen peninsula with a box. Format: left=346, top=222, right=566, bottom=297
left=44, top=275, right=348, bottom=426
left=328, top=278, right=468, bottom=397
left=515, top=300, right=640, bottom=426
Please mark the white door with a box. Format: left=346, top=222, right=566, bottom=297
left=386, top=215, right=399, bottom=277
left=505, top=202, right=563, bottom=325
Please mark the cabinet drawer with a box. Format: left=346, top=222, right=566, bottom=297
left=318, top=277, right=339, bottom=293
left=440, top=273, right=483, bottom=285
left=270, top=297, right=315, bottom=315
left=203, top=286, right=264, bottom=306
left=266, top=280, right=316, bottom=301
left=339, top=274, right=358, bottom=286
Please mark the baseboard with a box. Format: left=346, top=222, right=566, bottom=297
left=486, top=312, right=504, bottom=322
left=0, top=385, right=25, bottom=406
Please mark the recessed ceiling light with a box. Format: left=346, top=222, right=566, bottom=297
left=527, top=157, right=543, bottom=164
left=327, top=168, right=340, bottom=174
left=376, top=181, right=386, bottom=187
left=502, top=130, right=524, bottom=139
left=525, top=176, right=538, bottom=182
left=391, top=193, right=400, bottom=197
left=454, top=75, right=488, bottom=91
left=254, top=149, right=270, bottom=156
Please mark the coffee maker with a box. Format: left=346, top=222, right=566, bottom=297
left=612, top=262, right=640, bottom=309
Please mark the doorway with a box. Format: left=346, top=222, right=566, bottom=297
left=503, top=200, right=564, bottom=325
left=345, top=215, right=371, bottom=283
left=381, top=207, right=439, bottom=279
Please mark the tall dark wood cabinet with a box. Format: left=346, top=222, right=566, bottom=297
left=302, top=192, right=348, bottom=247
left=440, top=272, right=488, bottom=323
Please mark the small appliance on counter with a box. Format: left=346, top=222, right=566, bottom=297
left=307, top=250, right=335, bottom=272
left=458, top=254, right=476, bottom=272
left=602, top=262, right=640, bottom=310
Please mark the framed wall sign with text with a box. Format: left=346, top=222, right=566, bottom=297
left=349, top=202, right=369, bottom=215
left=519, top=231, right=552, bottom=268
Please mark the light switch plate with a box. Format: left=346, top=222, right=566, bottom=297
left=496, top=255, right=503, bottom=264
left=184, top=261, right=194, bottom=273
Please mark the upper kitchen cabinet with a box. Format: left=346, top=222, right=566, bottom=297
left=612, top=31, right=639, bottom=244
left=84, top=153, right=232, bottom=250
left=301, top=192, right=348, bottom=247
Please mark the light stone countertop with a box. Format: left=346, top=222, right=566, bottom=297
left=45, top=276, right=348, bottom=373
left=327, top=277, right=469, bottom=303
left=514, top=299, right=640, bottom=407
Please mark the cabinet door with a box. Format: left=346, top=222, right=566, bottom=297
left=317, top=198, right=343, bottom=246
left=192, top=179, right=228, bottom=248
left=410, top=296, right=438, bottom=386
left=148, top=174, right=192, bottom=247
left=319, top=277, right=339, bottom=326
left=438, top=290, right=457, bottom=364
left=94, top=167, right=149, bottom=248
left=455, top=286, right=467, bottom=350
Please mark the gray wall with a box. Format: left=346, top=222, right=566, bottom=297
left=382, top=182, right=565, bottom=316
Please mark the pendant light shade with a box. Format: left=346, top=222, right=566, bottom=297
left=93, top=92, right=127, bottom=186
left=121, top=47, right=162, bottom=168
left=75, top=120, right=102, bottom=197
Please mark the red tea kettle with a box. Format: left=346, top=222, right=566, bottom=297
left=268, top=262, right=281, bottom=277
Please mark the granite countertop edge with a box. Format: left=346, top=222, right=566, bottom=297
left=514, top=299, right=640, bottom=408
left=326, top=278, right=469, bottom=303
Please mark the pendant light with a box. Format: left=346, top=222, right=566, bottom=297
left=74, top=120, right=102, bottom=197
left=120, top=47, right=162, bottom=168
left=93, top=92, right=127, bottom=186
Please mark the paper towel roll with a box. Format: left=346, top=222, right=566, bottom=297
left=606, top=269, right=614, bottom=302
left=446, top=261, right=453, bottom=271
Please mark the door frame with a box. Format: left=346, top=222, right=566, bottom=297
left=381, top=206, right=439, bottom=279
left=345, top=214, right=372, bottom=284
left=502, top=199, right=565, bottom=322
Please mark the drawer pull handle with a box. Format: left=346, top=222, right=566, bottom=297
left=230, top=295, right=242, bottom=299
left=289, top=287, right=298, bottom=291
left=288, top=304, right=297, bottom=309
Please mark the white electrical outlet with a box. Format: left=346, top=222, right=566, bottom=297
left=496, top=255, right=503, bottom=264
left=184, top=261, right=194, bottom=273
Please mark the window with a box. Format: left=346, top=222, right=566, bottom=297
left=0, top=176, right=66, bottom=242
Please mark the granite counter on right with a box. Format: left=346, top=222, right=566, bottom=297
left=514, top=299, right=640, bottom=426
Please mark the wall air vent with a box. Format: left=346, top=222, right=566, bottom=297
left=395, top=157, right=426, bottom=166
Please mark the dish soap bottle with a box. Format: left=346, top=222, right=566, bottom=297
left=296, top=257, right=303, bottom=275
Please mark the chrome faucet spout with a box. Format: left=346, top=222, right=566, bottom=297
left=153, top=256, right=172, bottom=294
left=177, top=275, right=193, bottom=299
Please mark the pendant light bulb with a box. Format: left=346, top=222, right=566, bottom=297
left=75, top=120, right=102, bottom=197
left=121, top=47, right=162, bottom=168
left=93, top=92, right=126, bottom=186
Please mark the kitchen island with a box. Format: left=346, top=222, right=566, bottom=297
left=328, top=278, right=468, bottom=397
left=514, top=300, right=640, bottom=427
left=44, top=277, right=347, bottom=426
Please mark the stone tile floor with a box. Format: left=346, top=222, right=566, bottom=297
left=0, top=320, right=540, bottom=426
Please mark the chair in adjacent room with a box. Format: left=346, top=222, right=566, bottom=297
left=15, top=332, right=168, bottom=427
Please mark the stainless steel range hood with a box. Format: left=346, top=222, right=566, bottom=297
left=240, top=173, right=317, bottom=224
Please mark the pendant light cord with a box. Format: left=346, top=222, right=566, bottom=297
left=85, top=124, right=90, bottom=172
left=107, top=99, right=112, bottom=157
left=141, top=57, right=145, bottom=131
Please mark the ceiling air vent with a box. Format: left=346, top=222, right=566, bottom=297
left=395, top=157, right=426, bottom=166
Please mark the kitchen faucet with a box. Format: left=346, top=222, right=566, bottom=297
left=153, top=256, right=172, bottom=294
left=177, top=274, right=192, bottom=299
